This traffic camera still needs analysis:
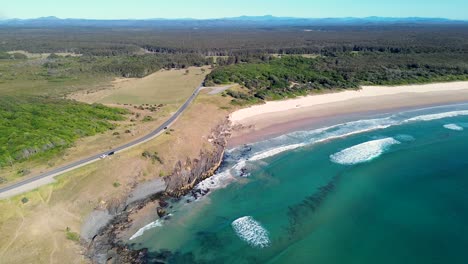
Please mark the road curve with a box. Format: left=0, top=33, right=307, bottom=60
left=0, top=83, right=204, bottom=199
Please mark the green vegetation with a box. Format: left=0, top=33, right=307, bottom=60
left=142, top=116, right=153, bottom=122
left=65, top=227, right=80, bottom=242
left=142, top=151, right=163, bottom=164
left=206, top=54, right=468, bottom=102
left=112, top=182, right=121, bottom=188
left=0, top=97, right=128, bottom=167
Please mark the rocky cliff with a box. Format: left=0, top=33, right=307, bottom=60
left=164, top=121, right=230, bottom=197
left=85, top=120, right=231, bottom=264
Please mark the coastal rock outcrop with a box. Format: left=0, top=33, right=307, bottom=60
left=85, top=120, right=231, bottom=263
left=164, top=121, right=230, bottom=197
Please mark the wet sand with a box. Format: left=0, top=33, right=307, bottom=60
left=228, top=82, right=468, bottom=146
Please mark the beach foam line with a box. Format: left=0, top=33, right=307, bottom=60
left=404, top=110, right=468, bottom=122
left=330, top=138, right=401, bottom=165
left=129, top=218, right=164, bottom=240
left=444, top=124, right=464, bottom=131
left=232, top=216, right=271, bottom=248
left=249, top=143, right=306, bottom=161
left=232, top=108, right=468, bottom=164
left=195, top=170, right=235, bottom=192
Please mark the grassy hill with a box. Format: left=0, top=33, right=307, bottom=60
left=0, top=97, right=128, bottom=168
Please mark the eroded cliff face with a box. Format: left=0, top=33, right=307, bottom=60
left=85, top=120, right=231, bottom=264
left=164, top=121, right=231, bottom=197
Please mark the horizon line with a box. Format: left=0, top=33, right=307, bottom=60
left=1, top=15, right=466, bottom=21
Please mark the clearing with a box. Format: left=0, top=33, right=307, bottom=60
left=70, top=67, right=210, bottom=105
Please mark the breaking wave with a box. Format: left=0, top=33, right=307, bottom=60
left=185, top=105, right=468, bottom=203
left=195, top=170, right=235, bottom=191
left=444, top=124, right=464, bottom=131
left=405, top=110, right=468, bottom=122
left=129, top=219, right=164, bottom=240
left=226, top=107, right=468, bottom=171
left=232, top=216, right=271, bottom=248
left=330, top=138, right=401, bottom=165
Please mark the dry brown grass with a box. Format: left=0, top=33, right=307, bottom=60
left=70, top=67, right=210, bottom=105
left=0, top=91, right=232, bottom=263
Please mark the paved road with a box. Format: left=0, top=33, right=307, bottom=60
left=0, top=84, right=204, bottom=198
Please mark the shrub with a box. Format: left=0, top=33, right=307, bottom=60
left=65, top=227, right=80, bottom=242
left=142, top=116, right=153, bottom=122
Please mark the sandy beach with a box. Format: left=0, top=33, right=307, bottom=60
left=229, top=81, right=468, bottom=146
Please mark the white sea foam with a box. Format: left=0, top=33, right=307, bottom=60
left=249, top=143, right=306, bottom=161
left=129, top=218, right=164, bottom=240
left=395, top=134, right=416, bottom=142
left=233, top=109, right=468, bottom=164
left=232, top=216, right=271, bottom=248
left=444, top=124, right=464, bottom=131
left=232, top=159, right=248, bottom=176
left=195, top=170, right=235, bottom=191
left=405, top=110, right=468, bottom=122
left=330, top=138, right=400, bottom=165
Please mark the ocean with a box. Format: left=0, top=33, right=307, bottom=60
left=129, top=102, right=468, bottom=264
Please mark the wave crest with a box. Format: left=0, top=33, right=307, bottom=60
left=330, top=138, right=400, bottom=165
left=443, top=124, right=464, bottom=131
left=232, top=216, right=271, bottom=248
left=129, top=219, right=164, bottom=240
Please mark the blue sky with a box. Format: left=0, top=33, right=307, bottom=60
left=1, top=0, right=467, bottom=20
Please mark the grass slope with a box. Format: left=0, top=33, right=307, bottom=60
left=0, top=97, right=128, bottom=168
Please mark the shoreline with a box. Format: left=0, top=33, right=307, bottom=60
left=228, top=81, right=468, bottom=146
left=84, top=121, right=230, bottom=263
left=84, top=81, right=468, bottom=262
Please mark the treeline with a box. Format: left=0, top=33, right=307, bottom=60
left=40, top=53, right=210, bottom=79
left=2, top=25, right=468, bottom=56
left=0, top=52, right=28, bottom=60
left=0, top=97, right=128, bottom=167
left=88, top=53, right=210, bottom=78
left=206, top=53, right=468, bottom=101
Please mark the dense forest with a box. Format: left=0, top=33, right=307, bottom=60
left=206, top=53, right=468, bottom=102
left=0, top=97, right=128, bottom=167
left=1, top=25, right=468, bottom=56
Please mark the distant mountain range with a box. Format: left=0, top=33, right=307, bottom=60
left=0, top=15, right=466, bottom=28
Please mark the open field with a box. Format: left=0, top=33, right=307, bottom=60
left=0, top=58, right=112, bottom=97
left=93, top=67, right=210, bottom=105
left=0, top=90, right=232, bottom=263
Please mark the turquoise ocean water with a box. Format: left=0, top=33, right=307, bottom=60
left=130, top=103, right=468, bottom=264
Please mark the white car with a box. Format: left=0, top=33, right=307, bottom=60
left=99, top=154, right=108, bottom=159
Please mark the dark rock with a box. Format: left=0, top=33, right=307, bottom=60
left=156, top=207, right=166, bottom=218
left=159, top=200, right=168, bottom=208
